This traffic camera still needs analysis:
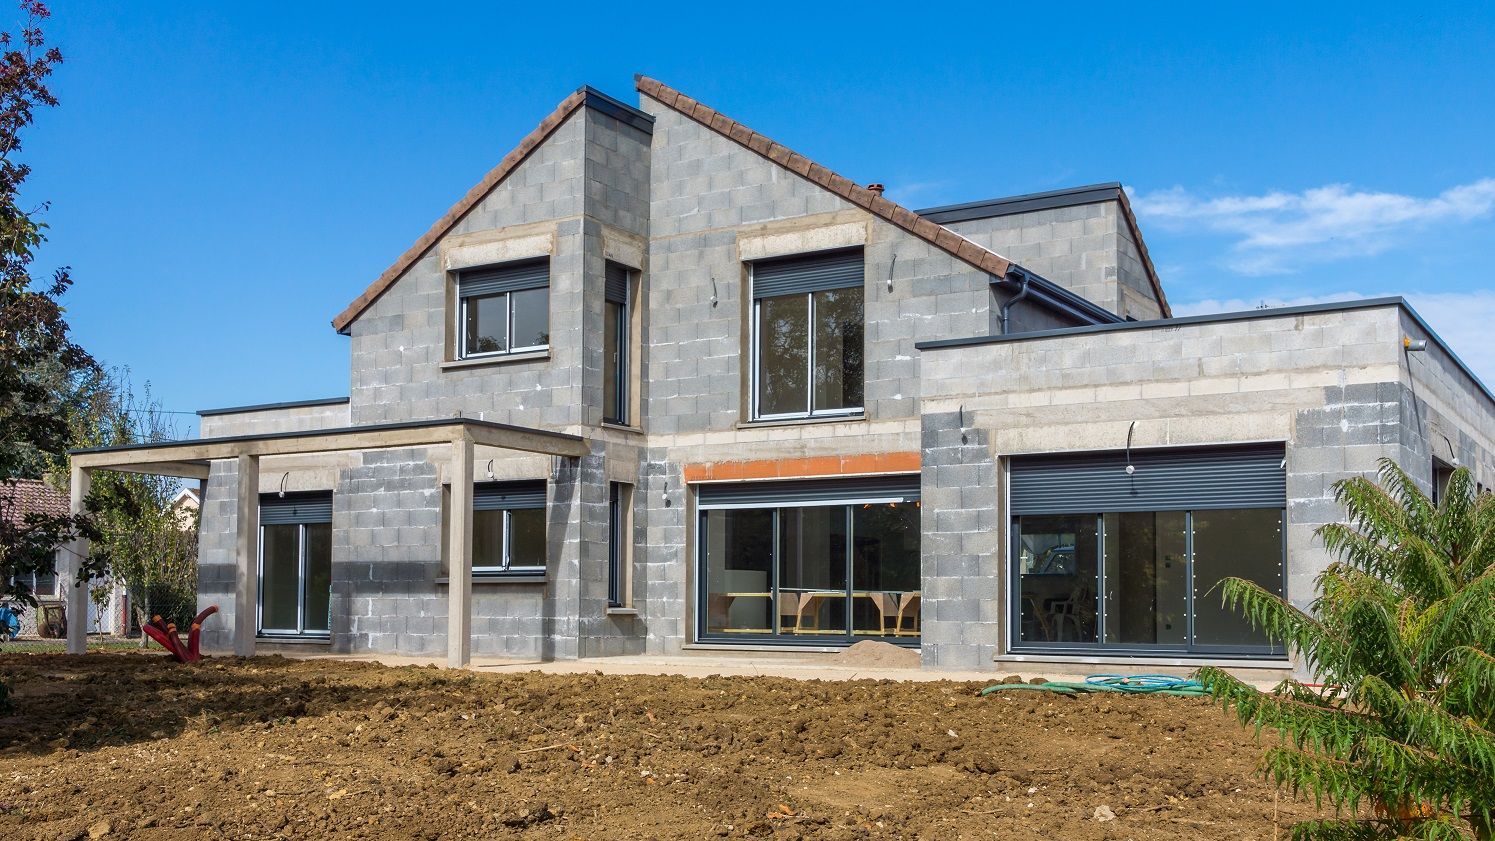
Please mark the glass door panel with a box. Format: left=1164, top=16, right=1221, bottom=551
left=1015, top=515, right=1099, bottom=644
left=303, top=523, right=332, bottom=634
left=260, top=524, right=302, bottom=633
left=1102, top=511, right=1187, bottom=647
left=851, top=502, right=920, bottom=638
left=778, top=506, right=848, bottom=636
left=1192, top=508, right=1283, bottom=651
left=703, top=509, right=774, bottom=635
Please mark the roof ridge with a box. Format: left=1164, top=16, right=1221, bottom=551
left=633, top=75, right=1013, bottom=281
left=331, top=88, right=590, bottom=333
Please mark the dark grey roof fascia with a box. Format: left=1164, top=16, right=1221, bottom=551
left=72, top=416, right=585, bottom=457
left=915, top=296, right=1495, bottom=410
left=580, top=85, right=655, bottom=134
left=916, top=183, right=1124, bottom=224
left=197, top=397, right=351, bottom=417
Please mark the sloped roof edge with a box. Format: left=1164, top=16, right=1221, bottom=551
left=634, top=75, right=1013, bottom=282
left=332, top=88, right=593, bottom=334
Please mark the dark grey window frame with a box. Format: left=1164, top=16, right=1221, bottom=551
left=1007, top=445, right=1289, bottom=659
left=471, top=480, right=547, bottom=576
left=695, top=475, right=920, bottom=647
left=604, top=263, right=630, bottom=425
left=457, top=258, right=551, bottom=360
left=257, top=492, right=333, bottom=639
left=607, top=482, right=624, bottom=607
left=748, top=248, right=865, bottom=422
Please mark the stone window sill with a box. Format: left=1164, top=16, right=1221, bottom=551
left=440, top=350, right=549, bottom=371
left=435, top=575, right=548, bottom=585
left=605, top=606, right=638, bottom=616
left=737, top=413, right=868, bottom=430
left=600, top=421, right=644, bottom=435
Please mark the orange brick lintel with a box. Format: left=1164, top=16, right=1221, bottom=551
left=682, top=452, right=921, bottom=484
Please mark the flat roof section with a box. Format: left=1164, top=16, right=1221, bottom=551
left=915, top=183, right=1126, bottom=225
left=198, top=396, right=350, bottom=417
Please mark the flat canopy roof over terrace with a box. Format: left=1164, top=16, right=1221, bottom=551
left=66, top=418, right=591, bottom=667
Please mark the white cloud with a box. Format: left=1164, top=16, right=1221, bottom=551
left=1131, top=179, right=1495, bottom=275
left=1174, top=290, right=1495, bottom=387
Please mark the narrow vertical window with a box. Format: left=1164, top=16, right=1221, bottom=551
left=751, top=249, right=864, bottom=420
left=604, top=263, right=630, bottom=425
left=607, top=482, right=632, bottom=608
left=457, top=258, right=550, bottom=359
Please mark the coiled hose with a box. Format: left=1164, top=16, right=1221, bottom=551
left=979, top=673, right=1210, bottom=698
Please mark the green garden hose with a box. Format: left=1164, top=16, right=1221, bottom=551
left=979, top=673, right=1210, bottom=698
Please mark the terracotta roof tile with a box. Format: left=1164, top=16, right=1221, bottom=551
left=635, top=75, right=1013, bottom=280
left=0, top=479, right=68, bottom=527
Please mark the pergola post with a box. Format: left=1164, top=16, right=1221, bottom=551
left=233, top=453, right=260, bottom=657
left=65, top=465, right=91, bottom=655
left=447, top=433, right=474, bottom=668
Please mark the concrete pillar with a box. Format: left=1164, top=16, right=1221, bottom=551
left=64, top=465, right=91, bottom=655
left=447, top=434, right=475, bottom=668
left=233, top=454, right=260, bottom=657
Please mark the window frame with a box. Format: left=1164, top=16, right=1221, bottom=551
left=747, top=258, right=865, bottom=423
left=472, top=507, right=547, bottom=575
left=603, top=263, right=631, bottom=426
left=695, top=477, right=920, bottom=646
left=257, top=521, right=332, bottom=639
left=1009, top=508, right=1287, bottom=658
left=607, top=482, right=633, bottom=608
left=455, top=260, right=551, bottom=361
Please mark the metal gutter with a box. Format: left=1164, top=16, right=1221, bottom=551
left=197, top=396, right=350, bottom=417
left=997, top=265, right=1126, bottom=326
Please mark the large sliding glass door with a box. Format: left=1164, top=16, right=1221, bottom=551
left=1009, top=446, right=1287, bottom=658
left=699, top=477, right=920, bottom=645
left=258, top=492, right=332, bottom=639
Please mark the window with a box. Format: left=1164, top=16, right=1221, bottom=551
left=8, top=571, right=56, bottom=599
left=607, top=482, right=633, bottom=608
left=1433, top=458, right=1457, bottom=506
left=698, top=476, right=920, bottom=643
left=1009, top=446, right=1288, bottom=657
left=750, top=249, right=864, bottom=420
left=472, top=481, right=547, bottom=575
left=258, top=492, right=333, bottom=638
left=457, top=258, right=550, bottom=359
left=604, top=263, right=630, bottom=424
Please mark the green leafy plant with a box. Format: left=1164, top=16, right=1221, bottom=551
left=1198, top=459, right=1495, bottom=840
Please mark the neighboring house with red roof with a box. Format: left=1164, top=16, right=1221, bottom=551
left=1, top=478, right=127, bottom=638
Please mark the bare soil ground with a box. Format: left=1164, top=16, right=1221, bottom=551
left=0, top=653, right=1318, bottom=840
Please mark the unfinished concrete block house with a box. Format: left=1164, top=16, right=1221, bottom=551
left=68, top=77, right=1495, bottom=673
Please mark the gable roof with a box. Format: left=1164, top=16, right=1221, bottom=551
left=633, top=75, right=1015, bottom=283
left=916, top=183, right=1171, bottom=318
left=331, top=87, right=655, bottom=334
left=0, top=478, right=68, bottom=527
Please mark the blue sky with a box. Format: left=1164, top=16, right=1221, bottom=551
left=27, top=2, right=1495, bottom=426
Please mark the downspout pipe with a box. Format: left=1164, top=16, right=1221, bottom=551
left=999, top=269, right=1032, bottom=335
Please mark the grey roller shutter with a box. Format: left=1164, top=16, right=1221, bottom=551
left=1009, top=445, right=1285, bottom=515
left=458, top=259, right=549, bottom=298
left=605, top=263, right=629, bottom=304
left=259, top=492, right=333, bottom=525
left=474, top=480, right=546, bottom=511
left=751, top=249, right=863, bottom=299
left=697, top=474, right=919, bottom=508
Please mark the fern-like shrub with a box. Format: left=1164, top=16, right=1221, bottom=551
left=1197, top=459, right=1495, bottom=840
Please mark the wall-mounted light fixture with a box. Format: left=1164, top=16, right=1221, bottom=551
left=278, top=472, right=290, bottom=498
left=709, top=275, right=719, bottom=307
left=887, top=253, right=897, bottom=293
left=485, top=459, right=495, bottom=480
left=1124, top=421, right=1137, bottom=476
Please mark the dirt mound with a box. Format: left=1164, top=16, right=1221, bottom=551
left=0, top=652, right=1318, bottom=839
left=829, top=640, right=921, bottom=669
